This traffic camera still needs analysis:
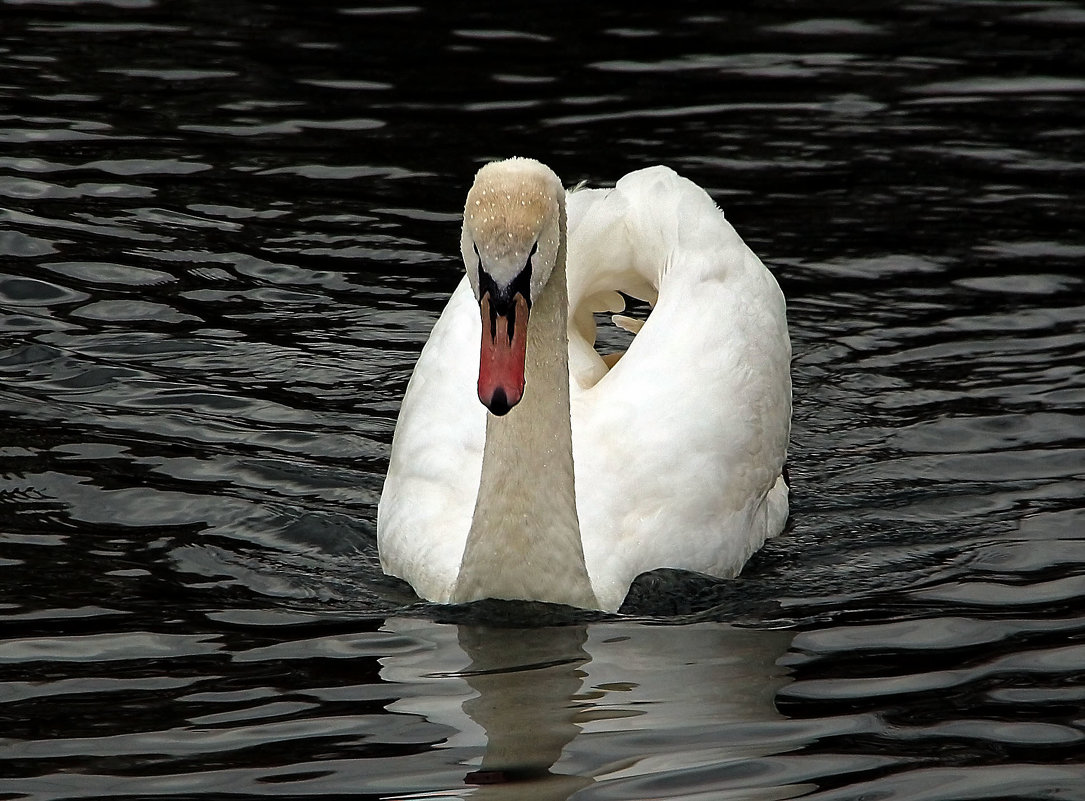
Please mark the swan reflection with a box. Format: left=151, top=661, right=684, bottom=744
left=381, top=617, right=795, bottom=800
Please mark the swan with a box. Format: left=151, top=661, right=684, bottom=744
left=377, top=158, right=791, bottom=612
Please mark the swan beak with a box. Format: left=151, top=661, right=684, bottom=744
left=478, top=291, right=529, bottom=415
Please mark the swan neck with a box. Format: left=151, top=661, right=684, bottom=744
left=454, top=201, right=599, bottom=609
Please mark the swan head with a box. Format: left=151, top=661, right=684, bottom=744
left=460, top=157, right=563, bottom=415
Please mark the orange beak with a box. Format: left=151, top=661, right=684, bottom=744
left=477, top=291, right=529, bottom=415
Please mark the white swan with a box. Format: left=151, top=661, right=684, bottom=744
left=377, top=158, right=791, bottom=612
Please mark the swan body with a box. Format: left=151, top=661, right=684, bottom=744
left=377, top=158, right=791, bottom=612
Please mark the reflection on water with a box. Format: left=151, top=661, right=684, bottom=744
left=457, top=625, right=590, bottom=795
left=1, top=0, right=1084, bottom=798
left=383, top=618, right=796, bottom=800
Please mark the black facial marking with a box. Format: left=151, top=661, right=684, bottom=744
left=477, top=243, right=535, bottom=339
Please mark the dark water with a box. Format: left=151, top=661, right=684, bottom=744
left=2, top=1, right=1084, bottom=798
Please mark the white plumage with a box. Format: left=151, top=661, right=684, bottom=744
left=377, top=158, right=791, bottom=611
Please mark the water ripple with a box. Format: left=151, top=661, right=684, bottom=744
left=0, top=1, right=1083, bottom=799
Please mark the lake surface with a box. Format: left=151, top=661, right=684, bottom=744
left=1, top=1, right=1084, bottom=799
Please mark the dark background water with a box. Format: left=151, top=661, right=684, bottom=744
left=1, top=1, right=1084, bottom=799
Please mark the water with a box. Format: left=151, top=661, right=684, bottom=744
left=1, top=1, right=1083, bottom=798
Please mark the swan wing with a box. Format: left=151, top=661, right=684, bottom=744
left=566, top=167, right=792, bottom=609
left=377, top=277, right=484, bottom=602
